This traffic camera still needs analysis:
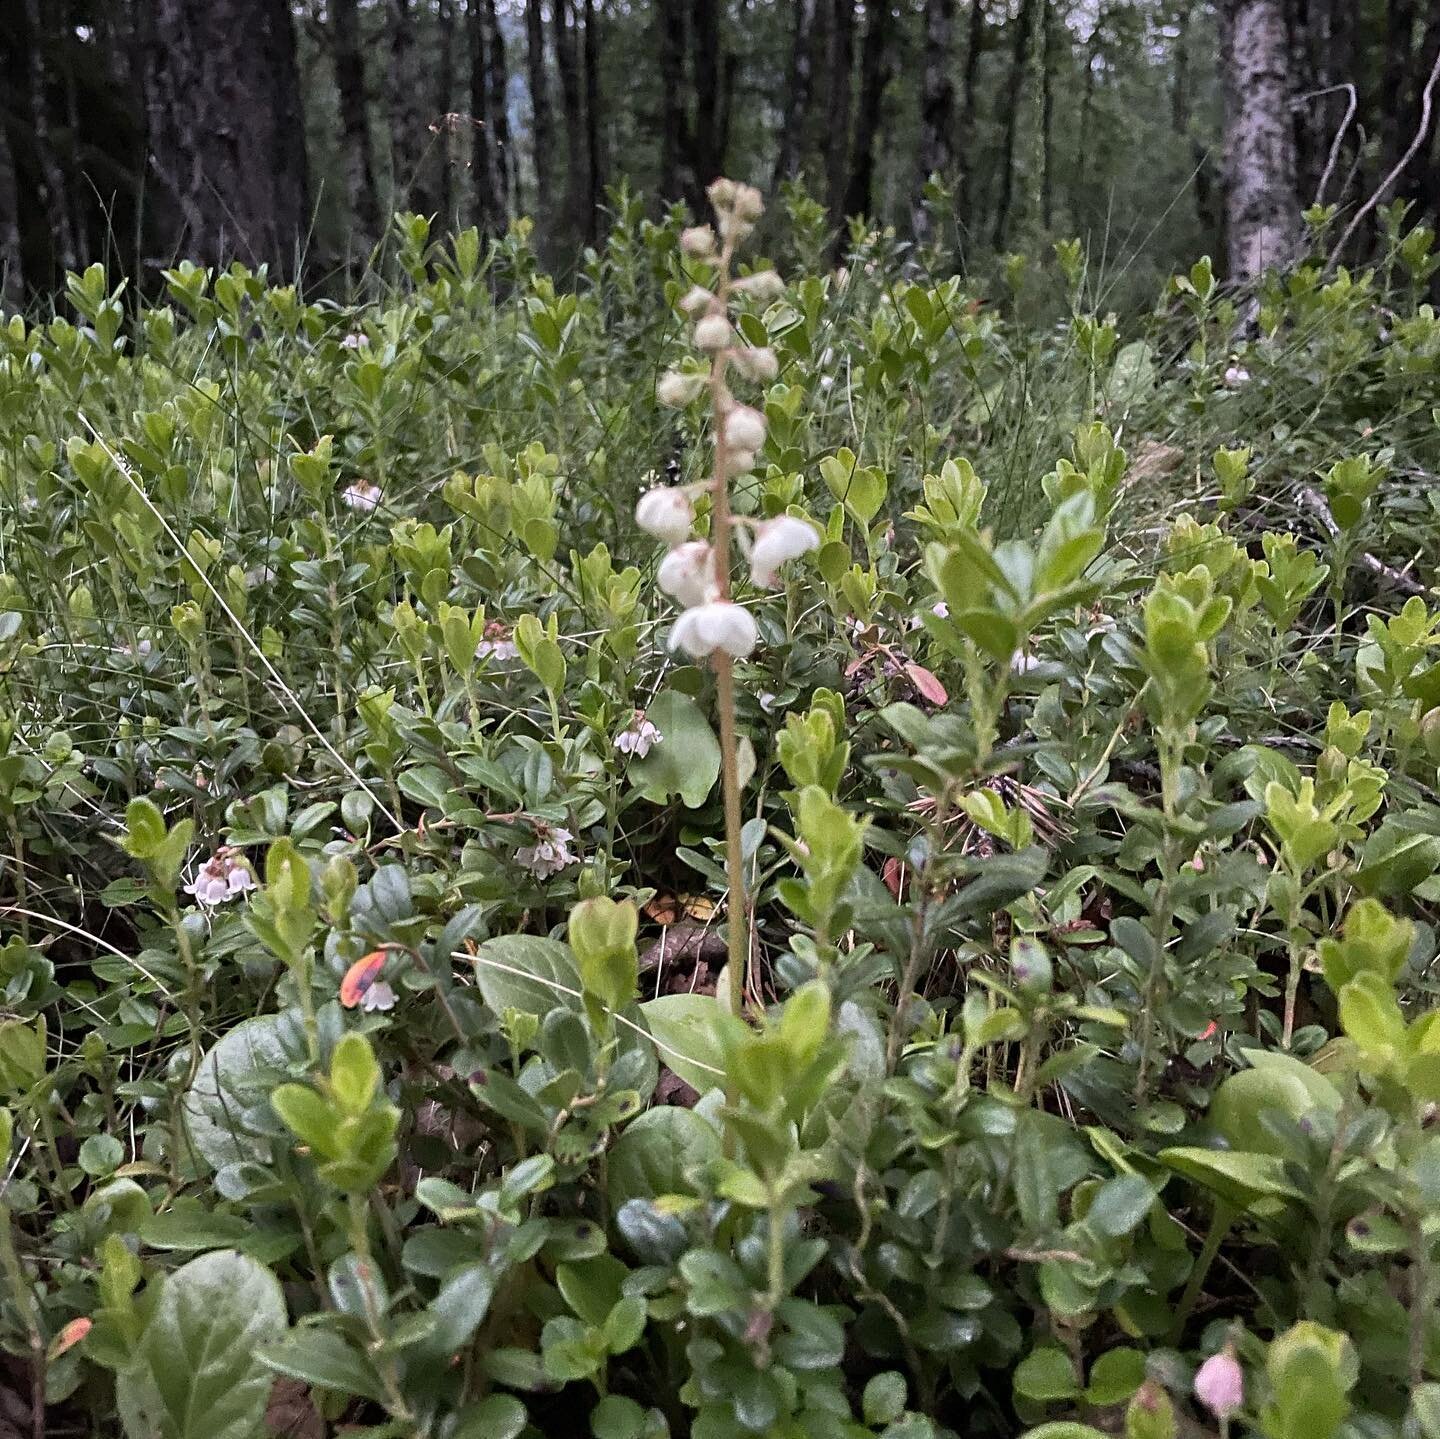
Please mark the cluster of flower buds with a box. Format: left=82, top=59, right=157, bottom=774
left=642, top=181, right=818, bottom=662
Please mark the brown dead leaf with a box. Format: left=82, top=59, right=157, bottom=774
left=266, top=1379, right=323, bottom=1439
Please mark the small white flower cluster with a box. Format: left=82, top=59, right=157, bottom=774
left=184, top=847, right=256, bottom=906
left=642, top=180, right=818, bottom=662
left=615, top=709, right=662, bottom=758
left=340, top=477, right=383, bottom=512
left=516, top=821, right=577, bottom=879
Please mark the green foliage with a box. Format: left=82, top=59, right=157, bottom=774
left=5, top=195, right=1440, bottom=1439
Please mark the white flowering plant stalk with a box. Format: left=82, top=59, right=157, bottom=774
left=642, top=177, right=812, bottom=1022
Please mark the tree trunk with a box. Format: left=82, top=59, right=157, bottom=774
left=21, top=0, right=78, bottom=275
left=437, top=0, right=457, bottom=227
left=657, top=3, right=693, bottom=202
left=772, top=0, right=816, bottom=190
left=824, top=0, right=856, bottom=221
left=0, top=123, right=22, bottom=307
left=692, top=0, right=724, bottom=191
left=525, top=0, right=555, bottom=221
left=484, top=0, right=513, bottom=214
left=1040, top=0, right=1057, bottom=231
left=1220, top=0, right=1301, bottom=279
left=332, top=0, right=382, bottom=247
left=913, top=0, right=957, bottom=240
left=554, top=0, right=588, bottom=242
left=956, top=0, right=986, bottom=225
left=388, top=0, right=424, bottom=210
left=146, top=0, right=310, bottom=275
left=1174, top=0, right=1220, bottom=238
left=843, top=0, right=894, bottom=222
left=467, top=0, right=500, bottom=233
left=1383, top=0, right=1419, bottom=183
left=583, top=0, right=603, bottom=238
left=992, top=0, right=1037, bottom=248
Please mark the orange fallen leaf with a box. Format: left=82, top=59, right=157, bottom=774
left=340, top=951, right=387, bottom=1008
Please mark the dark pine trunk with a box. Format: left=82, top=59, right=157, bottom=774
left=388, top=0, right=428, bottom=211
left=992, top=0, right=1038, bottom=249
left=484, top=0, right=513, bottom=213
left=772, top=0, right=817, bottom=190
left=21, top=0, right=79, bottom=275
left=332, top=0, right=382, bottom=247
left=467, top=0, right=501, bottom=233
left=525, top=0, right=555, bottom=222
left=437, top=0, right=457, bottom=227
left=913, top=0, right=957, bottom=240
left=1040, top=0, right=1057, bottom=230
left=554, top=0, right=588, bottom=243
left=956, top=0, right=987, bottom=225
left=843, top=0, right=894, bottom=222
left=657, top=2, right=694, bottom=202
left=146, top=0, right=310, bottom=275
left=693, top=0, right=724, bottom=192
left=824, top=0, right=856, bottom=222
left=583, top=0, right=603, bottom=238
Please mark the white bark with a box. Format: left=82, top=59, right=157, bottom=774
left=1220, top=0, right=1301, bottom=279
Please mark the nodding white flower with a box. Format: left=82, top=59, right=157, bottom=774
left=680, top=224, right=717, bottom=257
left=723, top=404, right=767, bottom=453
left=680, top=285, right=716, bottom=318
left=516, top=823, right=577, bottom=879
left=932, top=601, right=950, bottom=618
left=694, top=313, right=734, bottom=352
left=341, top=478, right=383, bottom=512
left=657, top=369, right=707, bottom=407
left=724, top=449, right=757, bottom=477
left=731, top=346, right=778, bottom=382
left=615, top=709, right=662, bottom=758
left=340, top=331, right=365, bottom=350
left=1193, top=1349, right=1243, bottom=1420
left=116, top=637, right=154, bottom=660
left=185, top=848, right=256, bottom=906
left=1011, top=652, right=1041, bottom=675
left=475, top=620, right=519, bottom=662
left=749, top=515, right=819, bottom=589
left=733, top=270, right=785, bottom=302
left=244, top=564, right=277, bottom=588
left=670, top=601, right=758, bottom=659
left=1223, top=364, right=1251, bottom=388
left=657, top=541, right=717, bottom=608
left=636, top=486, right=695, bottom=546
left=360, top=980, right=397, bottom=1013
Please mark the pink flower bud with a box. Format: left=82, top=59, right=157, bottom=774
left=1193, top=1348, right=1243, bottom=1420
left=694, top=314, right=733, bottom=352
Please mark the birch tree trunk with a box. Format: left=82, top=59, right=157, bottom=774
left=1220, top=0, right=1301, bottom=279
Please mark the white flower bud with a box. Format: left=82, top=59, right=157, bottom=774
left=680, top=224, right=717, bottom=257
left=733, top=270, right=785, bottom=301
left=732, top=184, right=764, bottom=222
left=680, top=285, right=715, bottom=317
left=670, top=601, right=758, bottom=659
left=723, top=404, right=767, bottom=452
left=706, top=178, right=737, bottom=212
left=694, top=313, right=733, bottom=352
left=657, top=541, right=717, bottom=607
left=724, top=449, right=757, bottom=477
left=731, top=346, right=778, bottom=382
left=656, top=370, right=706, bottom=407
left=718, top=213, right=755, bottom=245
left=635, top=486, right=695, bottom=545
left=749, top=514, right=819, bottom=589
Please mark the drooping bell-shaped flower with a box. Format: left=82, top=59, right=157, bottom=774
left=749, top=515, right=819, bottom=589
left=657, top=541, right=717, bottom=608
left=670, top=601, right=758, bottom=659
left=635, top=486, right=695, bottom=546
left=723, top=404, right=767, bottom=453
left=1193, top=1349, right=1244, bottom=1420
